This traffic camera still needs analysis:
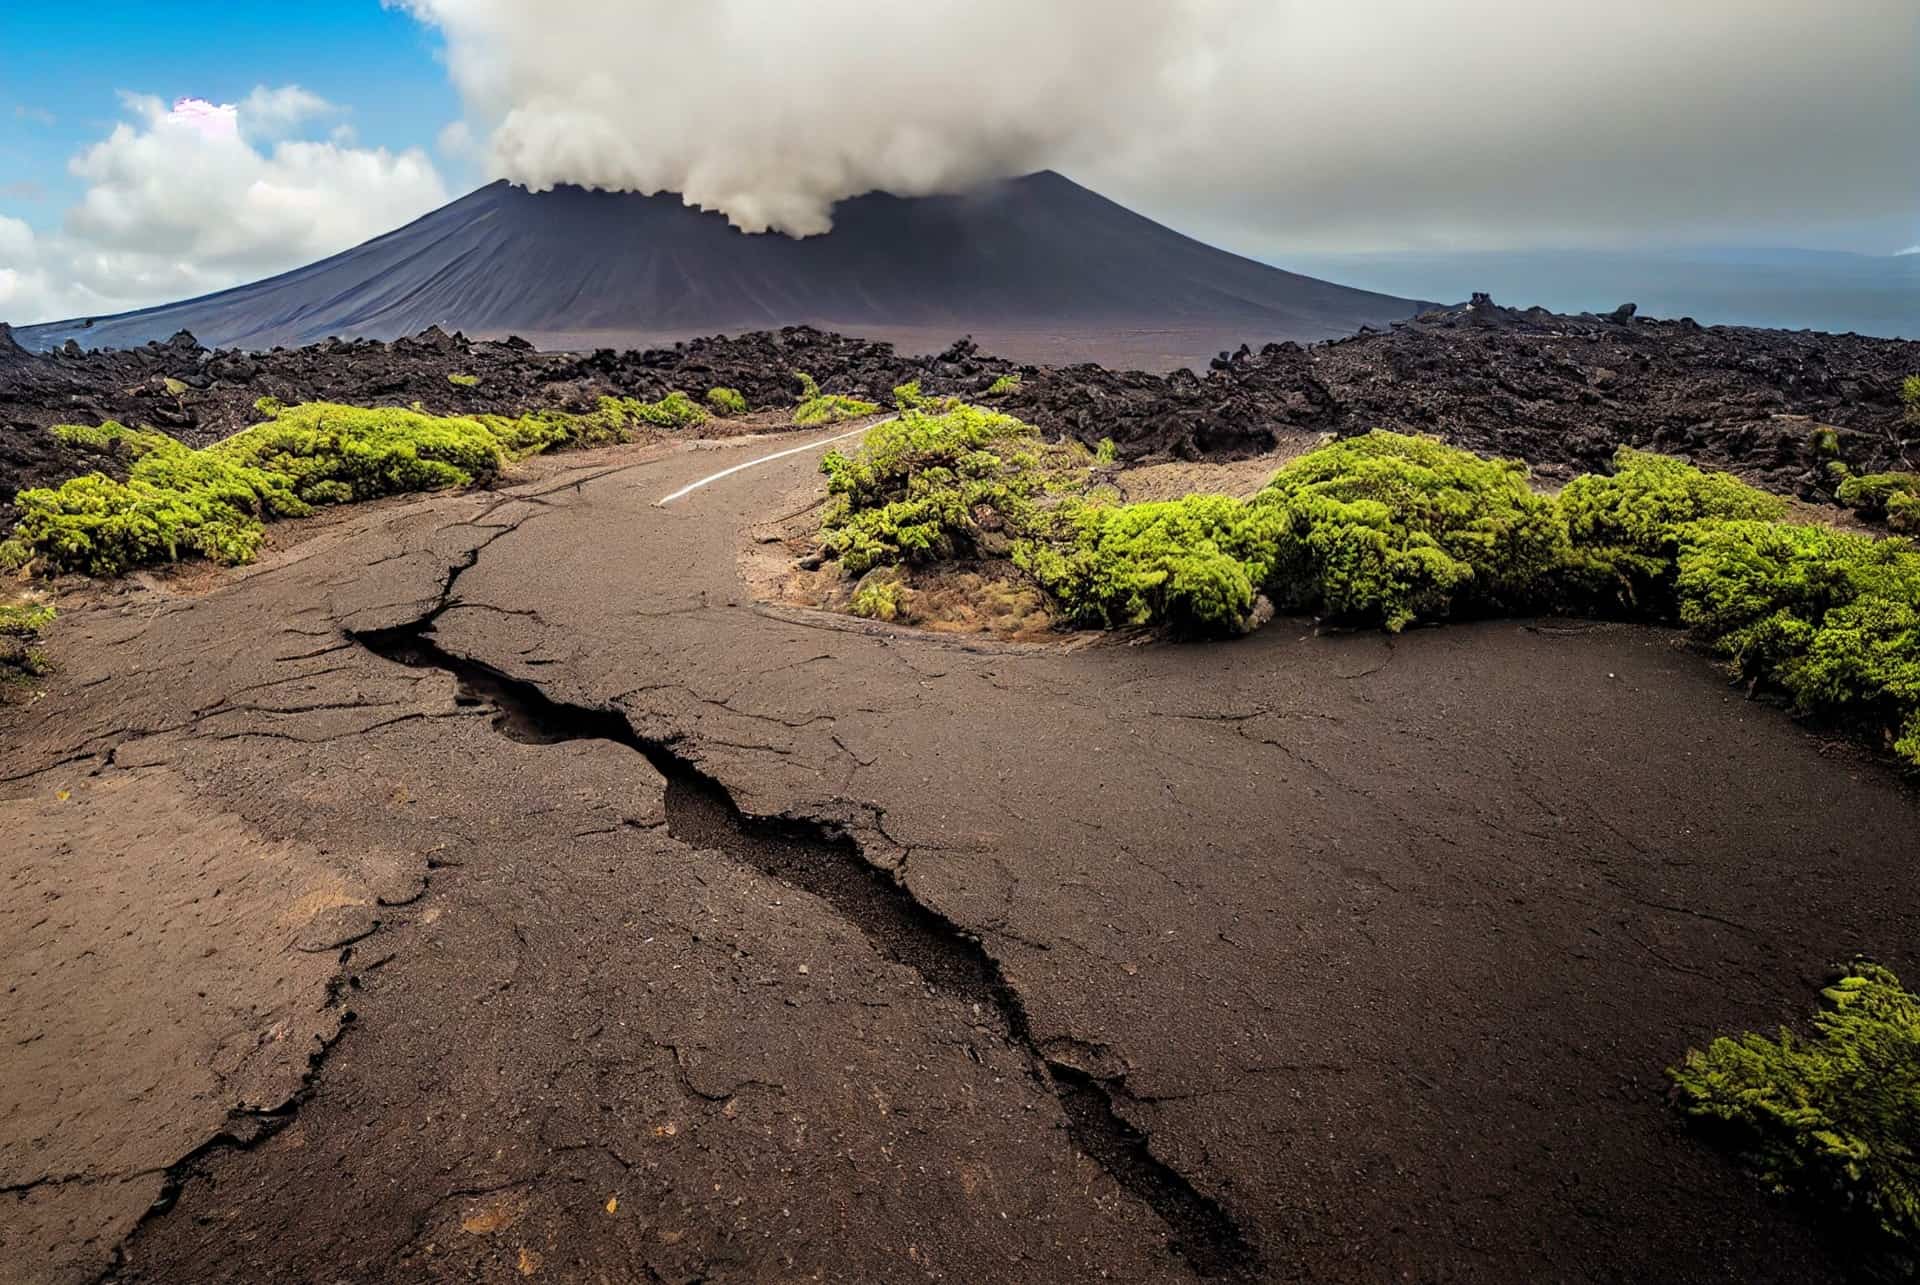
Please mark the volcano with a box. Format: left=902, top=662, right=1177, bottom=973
left=15, top=172, right=1432, bottom=368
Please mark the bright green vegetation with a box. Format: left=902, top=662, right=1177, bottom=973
left=1678, top=520, right=1920, bottom=763
left=706, top=386, right=748, bottom=416
left=1558, top=448, right=1787, bottom=610
left=4, top=394, right=704, bottom=578
left=818, top=409, right=1920, bottom=764
left=1671, top=964, right=1920, bottom=1251
left=1905, top=375, right=1920, bottom=425
left=793, top=369, right=881, bottom=426
left=162, top=377, right=189, bottom=398
left=1253, top=432, right=1569, bottom=630
left=0, top=596, right=55, bottom=690
left=850, top=573, right=906, bottom=622
left=892, top=381, right=932, bottom=411
left=51, top=421, right=177, bottom=459
left=1838, top=473, right=1920, bottom=534
left=1094, top=438, right=1118, bottom=465
left=818, top=402, right=1068, bottom=575
left=447, top=372, right=480, bottom=388
left=1019, top=433, right=1566, bottom=634
left=621, top=391, right=707, bottom=430
left=1018, top=495, right=1287, bottom=634
left=987, top=373, right=1022, bottom=397
left=796, top=394, right=882, bottom=426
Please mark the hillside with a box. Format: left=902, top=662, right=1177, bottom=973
left=13, top=173, right=1431, bottom=366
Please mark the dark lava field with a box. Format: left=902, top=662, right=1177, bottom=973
left=5, top=295, right=1914, bottom=528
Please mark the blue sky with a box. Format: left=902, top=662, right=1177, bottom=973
left=2, top=2, right=468, bottom=229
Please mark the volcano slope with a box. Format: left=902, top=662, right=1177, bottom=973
left=11, top=172, right=1430, bottom=368
left=3, top=424, right=1918, bottom=1284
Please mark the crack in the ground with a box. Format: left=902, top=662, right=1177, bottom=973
left=92, top=1017, right=358, bottom=1284
left=352, top=619, right=1260, bottom=1280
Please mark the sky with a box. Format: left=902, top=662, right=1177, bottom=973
left=2, top=1, right=1915, bottom=326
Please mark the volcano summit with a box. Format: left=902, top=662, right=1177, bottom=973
left=14, top=172, right=1431, bottom=368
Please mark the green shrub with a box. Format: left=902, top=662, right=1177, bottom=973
left=987, top=373, right=1022, bottom=397
left=1017, top=495, right=1286, bottom=634
left=796, top=394, right=882, bottom=427
left=1094, top=438, right=1118, bottom=465
left=892, top=381, right=961, bottom=414
left=1250, top=431, right=1568, bottom=631
left=1839, top=473, right=1920, bottom=533
left=209, top=403, right=507, bottom=506
left=478, top=394, right=702, bottom=457
left=1677, top=520, right=1920, bottom=764
left=3, top=395, right=697, bottom=579
left=1558, top=448, right=1787, bottom=610
left=1904, top=375, right=1920, bottom=426
left=706, top=386, right=748, bottom=416
left=2, top=450, right=306, bottom=576
left=1812, top=427, right=1842, bottom=459
left=789, top=370, right=878, bottom=426
left=447, top=372, right=479, bottom=388
left=819, top=404, right=1054, bottom=575
left=1670, top=963, right=1920, bottom=1250
left=0, top=596, right=55, bottom=687
left=629, top=391, right=707, bottom=430
left=50, top=421, right=177, bottom=460
left=850, top=573, right=907, bottom=622
left=254, top=396, right=286, bottom=418
left=162, top=377, right=188, bottom=398
left=0, top=599, right=54, bottom=637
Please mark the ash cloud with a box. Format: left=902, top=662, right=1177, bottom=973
left=401, top=0, right=1916, bottom=253
left=396, top=0, right=1211, bottom=237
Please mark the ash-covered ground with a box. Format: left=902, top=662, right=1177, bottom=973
left=5, top=295, right=1915, bottom=525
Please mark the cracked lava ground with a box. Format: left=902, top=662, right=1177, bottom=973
left=4, top=430, right=1917, bottom=1284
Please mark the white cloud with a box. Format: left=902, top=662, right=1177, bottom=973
left=0, top=89, right=447, bottom=325
left=1899, top=246, right=1920, bottom=257
left=240, top=85, right=337, bottom=140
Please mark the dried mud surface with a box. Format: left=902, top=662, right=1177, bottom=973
left=3, top=433, right=1917, bottom=1283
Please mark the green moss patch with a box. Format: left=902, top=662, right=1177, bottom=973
left=793, top=369, right=880, bottom=426
left=0, top=595, right=55, bottom=693
left=819, top=403, right=1088, bottom=576
left=1838, top=473, right=1920, bottom=534
left=1671, top=964, right=1920, bottom=1257
left=706, top=386, right=748, bottom=416
left=796, top=394, right=882, bottom=427
left=4, top=394, right=705, bottom=579
left=1558, top=447, right=1788, bottom=610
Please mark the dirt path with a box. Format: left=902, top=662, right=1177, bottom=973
left=3, top=431, right=1917, bottom=1283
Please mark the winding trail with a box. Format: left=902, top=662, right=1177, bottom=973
left=654, top=418, right=889, bottom=506
left=3, top=431, right=1918, bottom=1284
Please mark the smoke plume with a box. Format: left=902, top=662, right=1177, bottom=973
left=395, top=0, right=1223, bottom=236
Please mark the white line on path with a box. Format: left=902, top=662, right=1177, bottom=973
left=654, top=418, right=893, bottom=507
